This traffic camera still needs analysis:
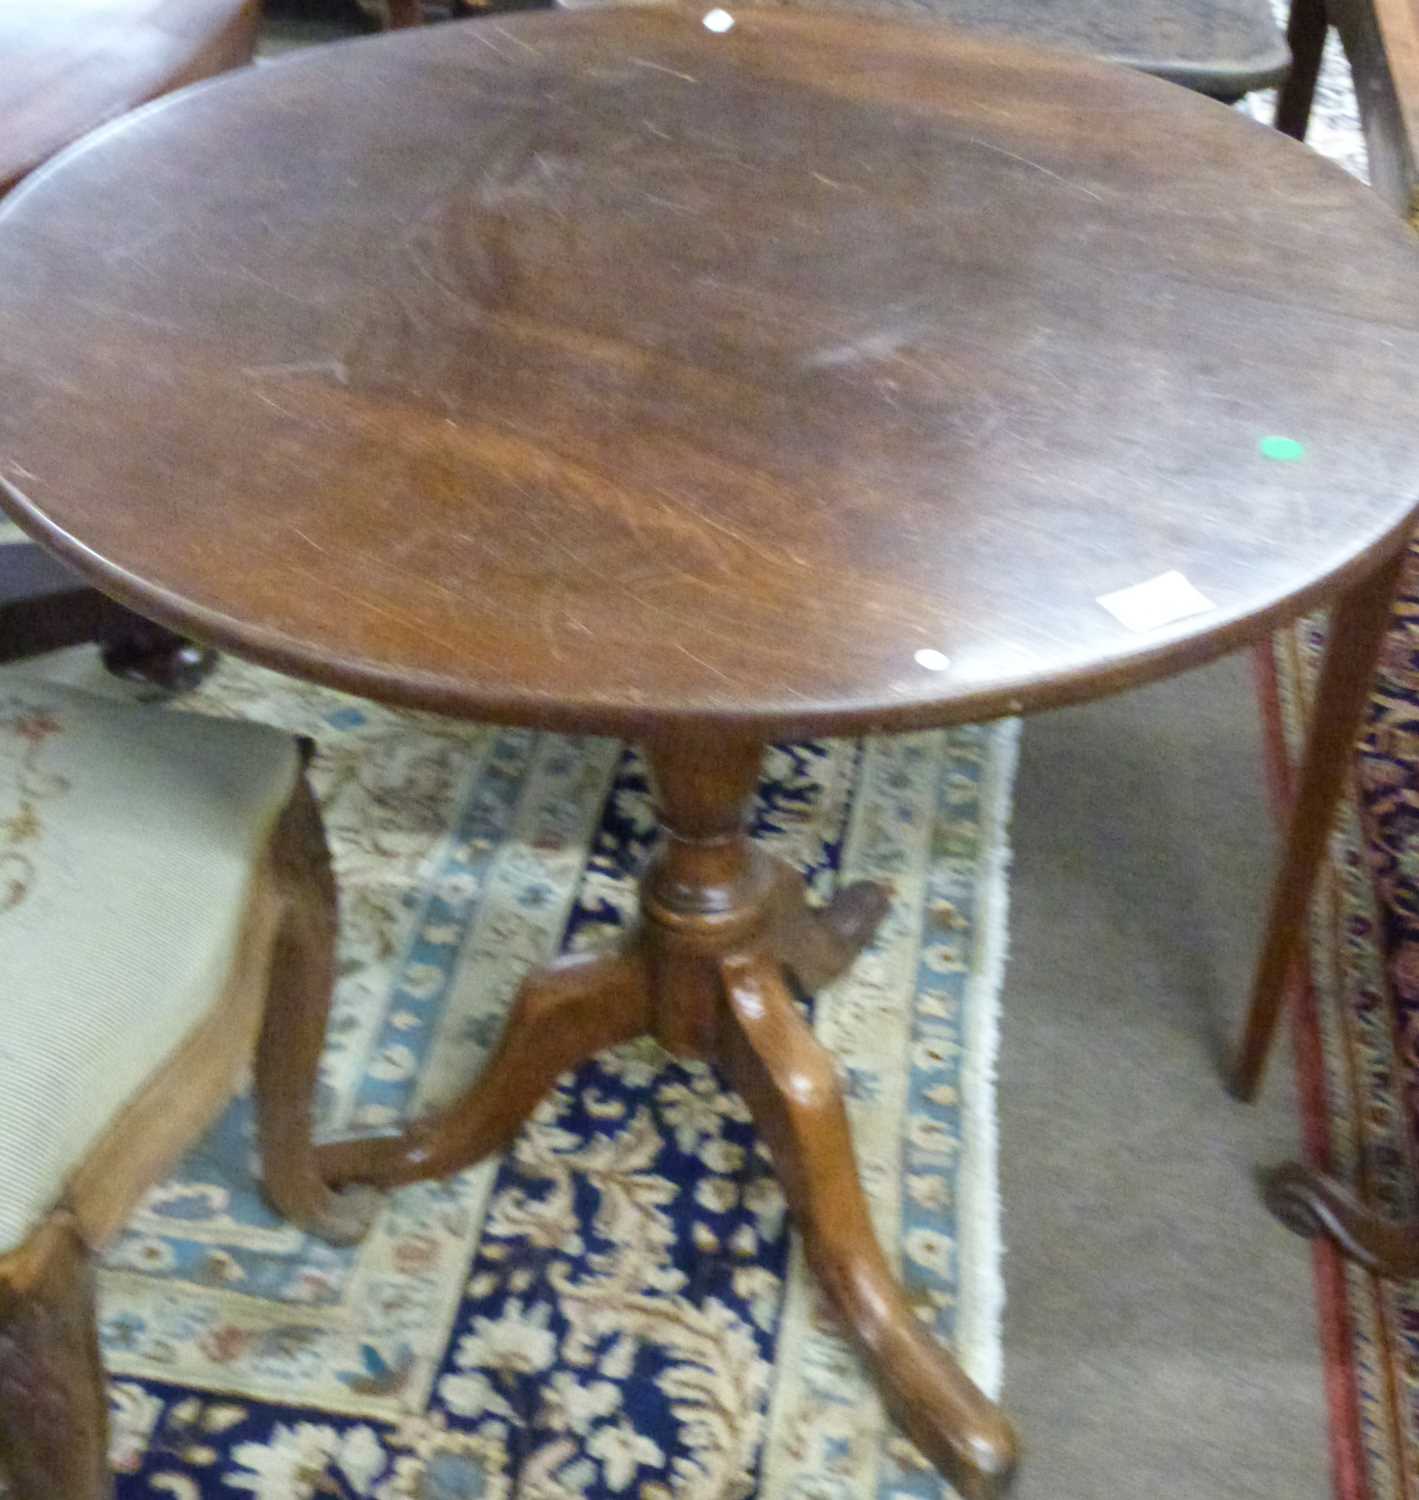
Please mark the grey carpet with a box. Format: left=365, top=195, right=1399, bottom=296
left=1002, top=655, right=1325, bottom=1499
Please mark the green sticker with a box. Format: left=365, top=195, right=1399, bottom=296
left=1259, top=435, right=1306, bottom=462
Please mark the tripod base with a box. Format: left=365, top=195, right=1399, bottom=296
left=319, top=740, right=1017, bottom=1497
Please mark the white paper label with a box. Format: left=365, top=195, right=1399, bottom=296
left=1095, top=571, right=1216, bottom=634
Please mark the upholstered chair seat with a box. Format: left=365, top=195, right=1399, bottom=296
left=0, top=676, right=298, bottom=1252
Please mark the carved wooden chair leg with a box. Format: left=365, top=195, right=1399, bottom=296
left=1274, top=0, right=1329, bottom=140
left=255, top=771, right=381, bottom=1245
left=719, top=950, right=1018, bottom=1499
left=318, top=946, right=654, bottom=1189
left=1263, top=1162, right=1419, bottom=1277
left=1232, top=552, right=1403, bottom=1100
left=0, top=1214, right=111, bottom=1500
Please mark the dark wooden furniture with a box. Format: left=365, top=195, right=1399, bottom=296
left=0, top=0, right=258, bottom=688
left=0, top=538, right=213, bottom=690
left=1276, top=0, right=1419, bottom=223
left=395, top=0, right=1289, bottom=100
left=558, top=0, right=1291, bottom=100
left=0, top=686, right=372, bottom=1500
left=1, top=9, right=1417, bottom=1489
left=1249, top=0, right=1419, bottom=1278
left=0, top=0, right=259, bottom=192
left=906, top=0, right=1288, bottom=97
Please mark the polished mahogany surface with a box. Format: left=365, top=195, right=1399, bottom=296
left=1, top=6, right=1417, bottom=739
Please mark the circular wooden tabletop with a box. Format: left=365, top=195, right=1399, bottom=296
left=2, top=7, right=1418, bottom=740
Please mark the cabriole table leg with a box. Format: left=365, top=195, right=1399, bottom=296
left=720, top=949, right=1018, bottom=1497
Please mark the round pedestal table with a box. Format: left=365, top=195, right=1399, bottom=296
left=2, top=10, right=1418, bottom=1491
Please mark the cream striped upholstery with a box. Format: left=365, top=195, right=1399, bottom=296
left=0, top=676, right=298, bottom=1250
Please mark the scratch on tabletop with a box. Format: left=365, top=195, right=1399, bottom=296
left=492, top=23, right=541, bottom=54
left=629, top=57, right=700, bottom=83
left=966, top=138, right=1104, bottom=202
left=230, top=264, right=313, bottom=303
left=276, top=561, right=430, bottom=638
left=810, top=172, right=864, bottom=192
left=289, top=527, right=330, bottom=555
left=675, top=642, right=741, bottom=687
left=469, top=28, right=514, bottom=61
left=538, top=591, right=568, bottom=663
left=635, top=191, right=697, bottom=214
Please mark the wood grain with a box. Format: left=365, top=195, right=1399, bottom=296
left=2, top=7, right=1417, bottom=740
left=2, top=8, right=1416, bottom=1471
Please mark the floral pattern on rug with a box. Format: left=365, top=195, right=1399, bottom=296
left=74, top=655, right=1016, bottom=1499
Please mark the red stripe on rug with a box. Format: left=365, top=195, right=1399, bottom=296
left=1251, top=640, right=1367, bottom=1500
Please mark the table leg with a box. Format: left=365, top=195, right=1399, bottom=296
left=1232, top=551, right=1403, bottom=1101
left=257, top=772, right=384, bottom=1245
left=318, top=731, right=1016, bottom=1496
left=316, top=948, right=652, bottom=1187
left=1275, top=0, right=1330, bottom=140
left=721, top=949, right=1018, bottom=1498
left=764, top=856, right=894, bottom=991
